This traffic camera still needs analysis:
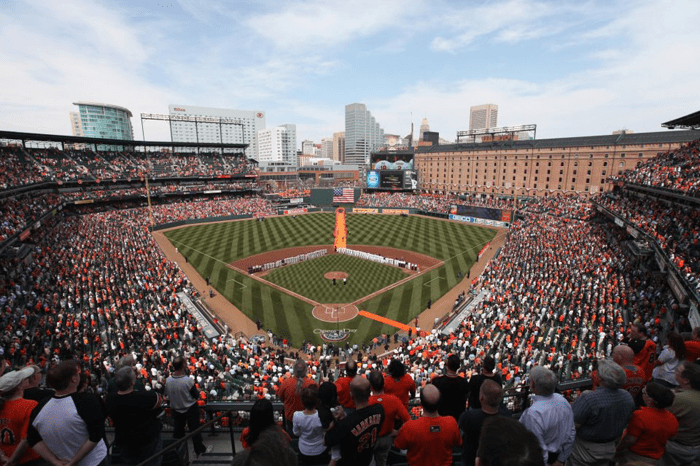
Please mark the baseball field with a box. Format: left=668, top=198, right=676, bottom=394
left=164, top=213, right=496, bottom=345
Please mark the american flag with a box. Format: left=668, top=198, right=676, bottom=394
left=333, top=188, right=354, bottom=203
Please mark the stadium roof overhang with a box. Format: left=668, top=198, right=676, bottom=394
left=662, top=110, right=700, bottom=130
left=0, top=130, right=248, bottom=151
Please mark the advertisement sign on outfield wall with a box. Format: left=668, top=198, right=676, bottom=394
left=382, top=209, right=409, bottom=215
left=283, top=208, right=308, bottom=215
left=354, top=208, right=379, bottom=214
left=449, top=214, right=508, bottom=228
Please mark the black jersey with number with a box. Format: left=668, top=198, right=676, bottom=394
left=325, top=403, right=384, bottom=466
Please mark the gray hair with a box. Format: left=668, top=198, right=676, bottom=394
left=114, top=366, right=136, bottom=391
left=529, top=366, right=558, bottom=396
left=597, top=360, right=627, bottom=389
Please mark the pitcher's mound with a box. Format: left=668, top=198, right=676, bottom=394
left=324, top=272, right=349, bottom=280
left=312, top=304, right=359, bottom=322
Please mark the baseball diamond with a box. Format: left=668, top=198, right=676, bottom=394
left=164, top=212, right=496, bottom=345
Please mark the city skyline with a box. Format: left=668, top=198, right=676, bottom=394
left=1, top=0, right=699, bottom=149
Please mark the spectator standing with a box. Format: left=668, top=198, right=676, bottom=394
left=22, top=366, right=53, bottom=404
left=0, top=367, right=42, bottom=466
left=628, top=323, right=656, bottom=382
left=278, top=359, right=316, bottom=435
left=467, top=356, right=502, bottom=410
left=335, top=359, right=358, bottom=413
left=662, top=361, right=700, bottom=466
left=615, top=382, right=678, bottom=465
left=28, top=360, right=107, bottom=466
left=163, top=356, right=209, bottom=457
left=611, top=345, right=646, bottom=403
left=458, top=380, right=511, bottom=466
left=324, top=378, right=384, bottom=466
left=368, top=371, right=410, bottom=466
left=240, top=399, right=290, bottom=450
left=569, top=360, right=635, bottom=465
left=393, top=384, right=461, bottom=466
left=652, top=332, right=686, bottom=388
left=519, top=366, right=575, bottom=465
left=432, top=354, right=470, bottom=422
left=106, top=367, right=165, bottom=466
left=292, top=386, right=329, bottom=465
left=384, top=359, right=416, bottom=410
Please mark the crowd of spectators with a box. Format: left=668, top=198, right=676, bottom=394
left=0, top=192, right=61, bottom=243
left=613, top=139, right=700, bottom=195
left=596, top=193, right=700, bottom=292
left=356, top=192, right=515, bottom=213
left=0, top=147, right=256, bottom=187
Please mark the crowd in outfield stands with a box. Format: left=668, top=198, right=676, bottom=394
left=0, top=140, right=699, bottom=464
left=597, top=193, right=700, bottom=291
left=612, top=139, right=700, bottom=195
left=356, top=192, right=515, bottom=212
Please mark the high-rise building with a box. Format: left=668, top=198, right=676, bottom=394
left=280, top=124, right=297, bottom=165
left=257, top=124, right=297, bottom=165
left=344, top=103, right=384, bottom=167
left=168, top=104, right=265, bottom=158
left=70, top=102, right=134, bottom=140
left=332, top=132, right=346, bottom=162
left=469, top=104, right=498, bottom=130
left=321, top=138, right=333, bottom=159
left=419, top=117, right=430, bottom=140
left=301, top=140, right=315, bottom=155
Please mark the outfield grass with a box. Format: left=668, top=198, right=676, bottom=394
left=164, top=213, right=496, bottom=345
left=265, top=254, right=408, bottom=303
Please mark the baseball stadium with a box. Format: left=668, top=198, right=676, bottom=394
left=0, top=108, right=699, bottom=465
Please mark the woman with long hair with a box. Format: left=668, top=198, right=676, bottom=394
left=277, top=359, right=317, bottom=435
left=239, top=398, right=290, bottom=449
left=292, top=385, right=329, bottom=465
left=383, top=359, right=416, bottom=409
left=652, top=332, right=686, bottom=388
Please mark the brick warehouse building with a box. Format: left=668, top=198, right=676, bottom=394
left=415, top=130, right=699, bottom=197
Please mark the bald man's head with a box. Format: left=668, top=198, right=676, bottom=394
left=350, top=377, right=371, bottom=404
left=421, top=384, right=440, bottom=414
left=612, top=345, right=634, bottom=365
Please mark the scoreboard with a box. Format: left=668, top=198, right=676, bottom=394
left=366, top=170, right=416, bottom=191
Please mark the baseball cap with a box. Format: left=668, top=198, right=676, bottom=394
left=0, top=367, right=35, bottom=393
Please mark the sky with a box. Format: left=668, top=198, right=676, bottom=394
left=1, top=0, right=698, bottom=148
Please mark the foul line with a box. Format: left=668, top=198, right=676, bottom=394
left=169, top=239, right=229, bottom=266
left=226, top=278, right=248, bottom=289
left=423, top=277, right=445, bottom=286
left=358, top=310, right=414, bottom=332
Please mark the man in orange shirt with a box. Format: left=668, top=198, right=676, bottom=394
left=394, top=384, right=461, bottom=466
left=368, top=371, right=410, bottom=466
left=627, top=323, right=656, bottom=381
left=335, top=359, right=359, bottom=414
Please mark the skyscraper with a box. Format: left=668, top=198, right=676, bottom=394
left=419, top=117, right=430, bottom=140
left=70, top=102, right=134, bottom=140
left=168, top=104, right=265, bottom=158
left=469, top=104, right=498, bottom=130
left=257, top=124, right=297, bottom=165
left=344, top=103, right=384, bottom=167
left=332, top=132, right=345, bottom=162
left=321, top=138, right=333, bottom=159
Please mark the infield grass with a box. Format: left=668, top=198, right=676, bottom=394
left=164, top=213, right=496, bottom=345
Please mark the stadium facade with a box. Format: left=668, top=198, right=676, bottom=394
left=344, top=103, right=384, bottom=168
left=168, top=104, right=265, bottom=159
left=415, top=129, right=700, bottom=197
left=70, top=102, right=134, bottom=140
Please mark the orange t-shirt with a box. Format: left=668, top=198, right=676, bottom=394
left=384, top=374, right=416, bottom=409
left=394, top=416, right=461, bottom=466
left=369, top=393, right=410, bottom=436
left=277, top=377, right=317, bottom=421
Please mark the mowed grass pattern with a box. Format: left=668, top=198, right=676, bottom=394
left=265, top=254, right=408, bottom=303
left=164, top=213, right=496, bottom=345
